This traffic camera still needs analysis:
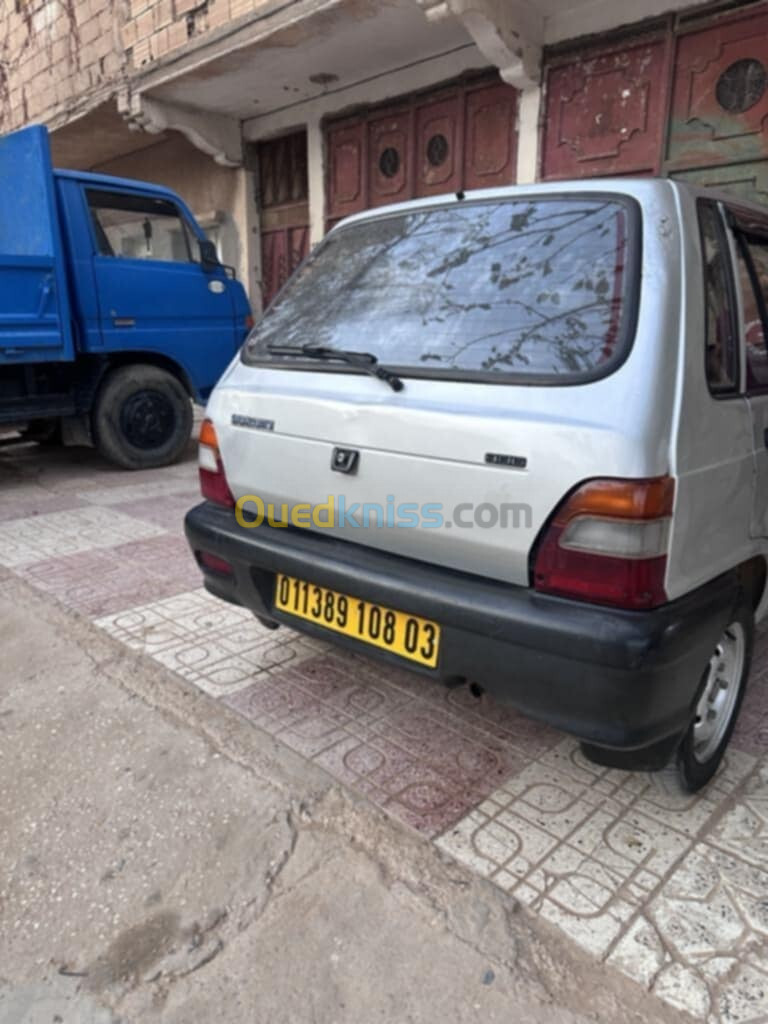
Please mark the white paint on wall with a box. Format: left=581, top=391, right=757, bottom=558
left=516, top=85, right=541, bottom=185
left=242, top=44, right=486, bottom=142
left=544, top=0, right=702, bottom=44
left=306, top=116, right=326, bottom=248
left=232, top=166, right=261, bottom=311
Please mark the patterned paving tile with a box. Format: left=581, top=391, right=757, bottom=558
left=224, top=652, right=543, bottom=837
left=0, top=480, right=88, bottom=523
left=109, top=493, right=199, bottom=535
left=731, top=652, right=768, bottom=757
left=3, top=446, right=768, bottom=1022
left=23, top=535, right=202, bottom=617
left=94, top=590, right=326, bottom=696
left=436, top=738, right=765, bottom=1021
left=0, top=506, right=166, bottom=567
left=77, top=478, right=199, bottom=507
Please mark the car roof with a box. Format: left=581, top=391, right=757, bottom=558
left=331, top=176, right=768, bottom=232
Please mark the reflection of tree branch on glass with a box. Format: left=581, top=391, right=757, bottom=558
left=245, top=197, right=632, bottom=381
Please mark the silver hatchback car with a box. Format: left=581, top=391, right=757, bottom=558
left=186, top=179, right=768, bottom=791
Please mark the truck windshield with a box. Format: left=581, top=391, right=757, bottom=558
left=243, top=196, right=639, bottom=382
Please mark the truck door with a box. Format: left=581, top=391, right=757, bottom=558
left=85, top=187, right=238, bottom=398
left=728, top=210, right=768, bottom=537
left=0, top=125, right=75, bottom=364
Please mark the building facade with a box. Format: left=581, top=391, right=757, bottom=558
left=3, top=0, right=768, bottom=309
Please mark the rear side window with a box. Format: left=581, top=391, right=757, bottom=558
left=735, top=240, right=768, bottom=390
left=244, top=196, right=640, bottom=384
left=699, top=203, right=739, bottom=395
left=87, top=189, right=198, bottom=264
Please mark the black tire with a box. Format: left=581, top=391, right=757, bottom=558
left=677, top=601, right=753, bottom=793
left=92, top=364, right=192, bottom=470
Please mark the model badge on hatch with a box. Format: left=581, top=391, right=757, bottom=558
left=232, top=415, right=275, bottom=431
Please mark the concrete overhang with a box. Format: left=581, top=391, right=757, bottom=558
left=127, top=0, right=473, bottom=119
left=119, top=0, right=481, bottom=158
left=48, top=101, right=170, bottom=171
left=116, top=0, right=722, bottom=163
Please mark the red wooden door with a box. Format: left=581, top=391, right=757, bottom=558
left=325, top=74, right=518, bottom=228
left=258, top=132, right=310, bottom=307
left=666, top=4, right=768, bottom=205
left=368, top=109, right=414, bottom=207
left=541, top=31, right=672, bottom=180
left=326, top=121, right=366, bottom=225
left=416, top=93, right=462, bottom=196
left=463, top=82, right=519, bottom=189
left=540, top=3, right=768, bottom=207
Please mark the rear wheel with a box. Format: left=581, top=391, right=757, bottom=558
left=93, top=364, right=192, bottom=470
left=677, top=604, right=752, bottom=792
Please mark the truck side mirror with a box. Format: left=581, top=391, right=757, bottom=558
left=199, top=239, right=220, bottom=271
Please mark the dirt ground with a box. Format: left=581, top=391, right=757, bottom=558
left=0, top=574, right=689, bottom=1024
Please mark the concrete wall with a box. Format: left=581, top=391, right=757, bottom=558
left=124, top=0, right=277, bottom=68
left=0, top=0, right=120, bottom=134
left=92, top=133, right=257, bottom=299
left=0, top=0, right=279, bottom=135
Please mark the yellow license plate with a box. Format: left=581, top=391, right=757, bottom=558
left=274, top=574, right=440, bottom=668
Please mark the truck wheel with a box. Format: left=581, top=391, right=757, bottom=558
left=93, top=365, right=192, bottom=470
left=677, top=603, right=753, bottom=793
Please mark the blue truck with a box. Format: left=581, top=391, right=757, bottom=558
left=0, top=125, right=252, bottom=469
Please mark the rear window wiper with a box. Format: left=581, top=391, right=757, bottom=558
left=265, top=344, right=404, bottom=393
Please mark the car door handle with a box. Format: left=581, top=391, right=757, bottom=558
left=113, top=317, right=135, bottom=327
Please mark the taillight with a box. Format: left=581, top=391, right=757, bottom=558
left=532, top=477, right=675, bottom=610
left=197, top=551, right=234, bottom=576
left=245, top=314, right=255, bottom=331
left=198, top=418, right=235, bottom=507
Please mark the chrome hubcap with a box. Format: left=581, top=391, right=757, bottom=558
left=692, top=621, right=745, bottom=763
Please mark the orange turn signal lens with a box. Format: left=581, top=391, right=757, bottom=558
left=198, top=418, right=235, bottom=508
left=552, top=476, right=675, bottom=526
left=199, top=418, right=219, bottom=450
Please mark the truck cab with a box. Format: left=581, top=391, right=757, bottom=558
left=0, top=124, right=251, bottom=468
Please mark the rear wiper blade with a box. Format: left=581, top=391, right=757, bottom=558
left=266, top=344, right=404, bottom=393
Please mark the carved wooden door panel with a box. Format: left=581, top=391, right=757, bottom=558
left=325, top=74, right=518, bottom=227
left=368, top=108, right=414, bottom=208
left=666, top=5, right=768, bottom=205
left=463, top=81, right=518, bottom=190
left=258, top=132, right=310, bottom=307
left=541, top=32, right=672, bottom=180
left=415, top=93, right=462, bottom=197
left=326, top=120, right=367, bottom=226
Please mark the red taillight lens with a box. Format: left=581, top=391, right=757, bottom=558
left=533, top=477, right=675, bottom=610
left=197, top=551, right=234, bottom=576
left=198, top=418, right=235, bottom=508
left=245, top=314, right=255, bottom=331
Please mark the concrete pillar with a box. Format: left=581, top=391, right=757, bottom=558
left=307, top=115, right=326, bottom=248
left=233, top=165, right=261, bottom=310
left=516, top=85, right=541, bottom=185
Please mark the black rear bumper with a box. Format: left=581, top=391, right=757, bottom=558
left=185, top=501, right=739, bottom=755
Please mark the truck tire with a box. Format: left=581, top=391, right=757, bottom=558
left=93, top=364, right=192, bottom=470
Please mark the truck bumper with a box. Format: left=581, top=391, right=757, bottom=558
left=185, top=502, right=739, bottom=757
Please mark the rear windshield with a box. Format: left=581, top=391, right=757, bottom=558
left=243, top=196, right=639, bottom=383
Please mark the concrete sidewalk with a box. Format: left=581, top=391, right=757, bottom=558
left=0, top=576, right=687, bottom=1024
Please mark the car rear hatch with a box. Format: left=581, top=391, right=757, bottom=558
left=214, top=190, right=647, bottom=587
